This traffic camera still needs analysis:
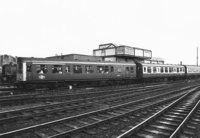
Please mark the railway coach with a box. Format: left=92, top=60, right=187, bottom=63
left=185, top=65, right=200, bottom=79
left=14, top=56, right=200, bottom=89
left=136, top=63, right=186, bottom=82
left=15, top=57, right=137, bottom=89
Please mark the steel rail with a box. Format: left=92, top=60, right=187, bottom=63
left=0, top=83, right=188, bottom=123
left=169, top=99, right=200, bottom=138
left=0, top=86, right=189, bottom=137
left=116, top=87, right=199, bottom=138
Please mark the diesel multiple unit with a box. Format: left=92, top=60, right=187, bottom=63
left=14, top=56, right=200, bottom=89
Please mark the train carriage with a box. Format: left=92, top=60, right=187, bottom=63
left=185, top=65, right=200, bottom=79
left=136, top=63, right=186, bottom=82
left=12, top=56, right=200, bottom=89
left=15, top=57, right=137, bottom=88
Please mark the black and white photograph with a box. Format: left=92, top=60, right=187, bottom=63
left=0, top=0, right=200, bottom=138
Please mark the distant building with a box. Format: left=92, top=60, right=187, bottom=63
left=47, top=54, right=103, bottom=62
left=46, top=43, right=164, bottom=64
left=144, top=57, right=165, bottom=64
left=93, top=43, right=154, bottom=63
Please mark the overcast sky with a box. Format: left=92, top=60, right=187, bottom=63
left=0, top=0, right=200, bottom=65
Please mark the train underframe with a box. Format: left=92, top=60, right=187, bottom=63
left=13, top=75, right=196, bottom=90
left=14, top=79, right=136, bottom=90
left=0, top=75, right=16, bottom=83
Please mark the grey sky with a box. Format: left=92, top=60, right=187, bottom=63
left=0, top=0, right=200, bottom=65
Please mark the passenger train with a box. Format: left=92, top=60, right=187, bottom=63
left=13, top=57, right=200, bottom=89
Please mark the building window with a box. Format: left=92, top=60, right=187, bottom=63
left=101, top=50, right=105, bottom=56
left=37, top=65, right=48, bottom=74
left=85, top=66, right=94, bottom=73
left=52, top=65, right=62, bottom=74
left=73, top=65, right=82, bottom=74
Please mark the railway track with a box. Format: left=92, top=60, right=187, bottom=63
left=117, top=86, right=200, bottom=138
left=0, top=82, right=175, bottom=107
left=0, top=85, right=197, bottom=138
left=0, top=79, right=188, bottom=97
left=0, top=83, right=186, bottom=133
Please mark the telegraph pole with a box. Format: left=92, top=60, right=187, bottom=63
left=197, top=47, right=198, bottom=66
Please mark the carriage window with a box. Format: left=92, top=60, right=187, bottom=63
left=171, top=67, right=174, bottom=72
left=52, top=65, right=62, bottom=74
left=177, top=68, right=179, bottom=72
left=66, top=66, right=70, bottom=73
left=180, top=68, right=182, bottom=72
left=85, top=66, right=94, bottom=74
left=97, top=66, right=104, bottom=73
left=183, top=68, right=185, bottom=72
left=105, top=66, right=109, bottom=73
left=165, top=67, right=168, bottom=73
left=73, top=65, right=82, bottom=74
left=110, top=66, right=114, bottom=72
left=143, top=67, right=147, bottom=73
left=27, top=65, right=32, bottom=72
left=153, top=67, right=156, bottom=73
left=147, top=67, right=151, bottom=73
left=126, top=67, right=129, bottom=72
left=169, top=67, right=173, bottom=73
left=161, top=67, right=164, bottom=73
left=157, top=67, right=160, bottom=73
left=130, top=67, right=134, bottom=73
left=173, top=68, right=177, bottom=72
left=37, top=65, right=48, bottom=74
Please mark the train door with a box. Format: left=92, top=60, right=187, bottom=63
left=26, top=63, right=33, bottom=81
left=136, top=63, right=143, bottom=79
left=109, top=66, right=115, bottom=79
left=130, top=66, right=135, bottom=78
left=125, top=66, right=130, bottom=78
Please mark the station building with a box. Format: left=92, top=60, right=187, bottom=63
left=93, top=43, right=164, bottom=64
left=47, top=43, right=164, bottom=64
